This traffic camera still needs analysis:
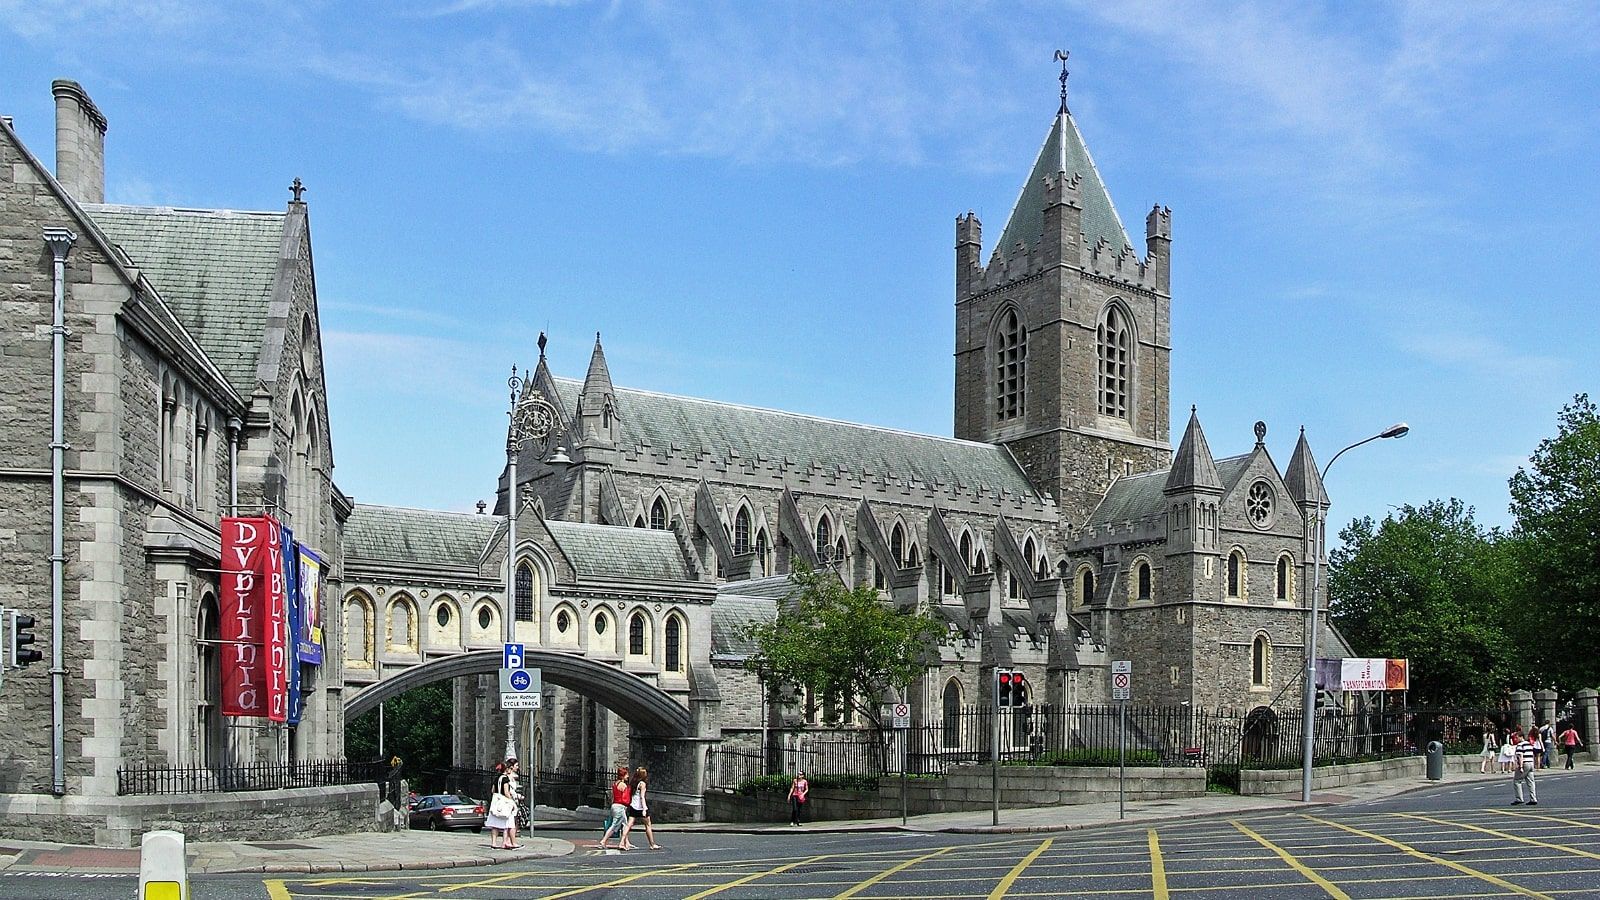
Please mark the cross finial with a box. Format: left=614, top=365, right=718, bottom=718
left=1055, top=49, right=1070, bottom=113
left=289, top=177, right=305, bottom=203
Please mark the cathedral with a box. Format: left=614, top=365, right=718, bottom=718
left=0, top=70, right=1351, bottom=837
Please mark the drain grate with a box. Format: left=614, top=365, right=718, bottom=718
left=245, top=842, right=320, bottom=850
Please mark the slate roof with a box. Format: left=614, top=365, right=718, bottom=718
left=345, top=504, right=500, bottom=569
left=544, top=520, right=690, bottom=582
left=993, top=109, right=1133, bottom=267
left=717, top=575, right=798, bottom=602
left=84, top=203, right=286, bottom=393
left=550, top=379, right=1039, bottom=498
left=710, top=592, right=777, bottom=658
left=1086, top=455, right=1253, bottom=528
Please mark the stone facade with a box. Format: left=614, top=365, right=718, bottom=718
left=0, top=81, right=346, bottom=840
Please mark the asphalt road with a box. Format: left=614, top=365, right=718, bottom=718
left=7, top=769, right=1599, bottom=900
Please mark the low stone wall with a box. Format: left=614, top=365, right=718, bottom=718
left=705, top=765, right=1206, bottom=824
left=0, top=783, right=378, bottom=847
left=1240, top=757, right=1423, bottom=795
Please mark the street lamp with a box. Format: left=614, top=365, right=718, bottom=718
left=1300, top=422, right=1409, bottom=802
left=503, top=368, right=558, bottom=764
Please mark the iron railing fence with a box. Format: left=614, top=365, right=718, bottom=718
left=116, top=758, right=389, bottom=796
left=704, top=704, right=1417, bottom=789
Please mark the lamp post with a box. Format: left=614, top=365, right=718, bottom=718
left=1301, top=422, right=1409, bottom=802
left=503, top=368, right=558, bottom=764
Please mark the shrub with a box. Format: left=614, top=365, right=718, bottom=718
left=733, top=773, right=880, bottom=796
left=1012, top=749, right=1161, bottom=768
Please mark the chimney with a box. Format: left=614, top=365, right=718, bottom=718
left=52, top=80, right=107, bottom=203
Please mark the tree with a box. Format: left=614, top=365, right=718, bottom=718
left=742, top=564, right=942, bottom=764
left=1508, top=393, right=1600, bottom=690
left=1328, top=499, right=1516, bottom=705
left=346, top=681, right=454, bottom=792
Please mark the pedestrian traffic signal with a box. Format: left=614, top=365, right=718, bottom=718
left=9, top=612, right=41, bottom=667
left=995, top=669, right=1029, bottom=708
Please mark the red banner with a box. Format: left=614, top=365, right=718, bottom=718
left=220, top=515, right=290, bottom=720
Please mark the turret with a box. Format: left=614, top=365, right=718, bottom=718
left=1145, top=205, right=1171, bottom=294
left=1164, top=407, right=1222, bottom=560
left=955, top=212, right=983, bottom=300
left=577, top=332, right=619, bottom=455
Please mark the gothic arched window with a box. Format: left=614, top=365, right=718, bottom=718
left=649, top=497, right=668, bottom=530
left=515, top=562, right=535, bottom=622
left=628, top=611, right=648, bottom=657
left=1079, top=568, right=1095, bottom=607
left=733, top=506, right=752, bottom=554
left=942, top=679, right=962, bottom=748
left=891, top=523, right=906, bottom=568
left=1137, top=561, right=1153, bottom=601
left=1252, top=633, right=1270, bottom=687
left=1276, top=554, right=1293, bottom=601
left=995, top=307, right=1027, bottom=421
left=1228, top=550, right=1245, bottom=599
left=959, top=531, right=973, bottom=569
left=755, top=528, right=771, bottom=575
left=815, top=514, right=832, bottom=560
left=1097, top=304, right=1132, bottom=420
left=664, top=614, right=684, bottom=673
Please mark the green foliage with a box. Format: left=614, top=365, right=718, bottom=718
left=345, top=681, right=453, bottom=791
left=1013, top=749, right=1162, bottom=767
left=734, top=773, right=880, bottom=795
left=1508, top=394, right=1600, bottom=690
left=1328, top=499, right=1514, bottom=705
left=741, top=564, right=942, bottom=734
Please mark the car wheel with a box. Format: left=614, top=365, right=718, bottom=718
left=428, top=818, right=441, bottom=831
left=474, top=826, right=483, bottom=833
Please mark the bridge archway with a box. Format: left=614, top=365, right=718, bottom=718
left=344, top=649, right=693, bottom=737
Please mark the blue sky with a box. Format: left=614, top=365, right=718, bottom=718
left=3, top=1, right=1596, bottom=541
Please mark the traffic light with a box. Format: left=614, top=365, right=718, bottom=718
left=995, top=669, right=1030, bottom=708
left=9, top=611, right=42, bottom=667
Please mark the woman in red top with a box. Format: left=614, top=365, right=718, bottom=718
left=598, top=766, right=632, bottom=850
left=1559, top=723, right=1584, bottom=769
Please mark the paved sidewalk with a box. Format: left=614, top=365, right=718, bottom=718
left=0, top=766, right=1574, bottom=875
left=0, top=831, right=572, bottom=876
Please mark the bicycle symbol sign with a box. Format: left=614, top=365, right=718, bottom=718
left=510, top=670, right=532, bottom=691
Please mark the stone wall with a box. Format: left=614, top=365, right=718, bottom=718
left=704, top=764, right=1205, bottom=823
left=0, top=784, right=377, bottom=847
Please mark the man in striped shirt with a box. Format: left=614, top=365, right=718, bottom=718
left=1513, top=730, right=1539, bottom=805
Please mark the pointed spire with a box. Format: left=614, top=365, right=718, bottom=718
left=991, top=65, right=1133, bottom=268
left=1284, top=426, right=1329, bottom=506
left=1164, top=406, right=1222, bottom=494
left=581, top=331, right=614, bottom=398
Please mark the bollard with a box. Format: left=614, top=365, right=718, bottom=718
left=138, top=829, right=187, bottom=900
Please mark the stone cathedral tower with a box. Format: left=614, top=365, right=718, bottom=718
left=954, top=70, right=1172, bottom=526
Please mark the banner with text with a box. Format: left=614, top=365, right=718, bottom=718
left=221, top=516, right=271, bottom=717
left=264, top=521, right=289, bottom=723
left=282, top=525, right=302, bottom=726
left=296, top=547, right=325, bottom=665
left=1333, top=657, right=1410, bottom=691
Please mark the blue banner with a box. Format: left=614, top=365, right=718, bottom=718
left=281, top=525, right=303, bottom=726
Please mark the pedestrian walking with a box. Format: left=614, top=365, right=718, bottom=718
left=1480, top=724, right=1497, bottom=774
left=788, top=770, right=810, bottom=826
left=598, top=765, right=632, bottom=850
left=486, top=757, right=524, bottom=849
left=1512, top=732, right=1539, bottom=806
left=1528, top=728, right=1545, bottom=772
left=1498, top=731, right=1516, bottom=773
left=621, top=766, right=661, bottom=850
left=1559, top=723, right=1584, bottom=769
left=1540, top=722, right=1557, bottom=768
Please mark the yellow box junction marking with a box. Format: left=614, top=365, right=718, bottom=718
left=832, top=845, right=956, bottom=899
left=1147, top=829, right=1170, bottom=900
left=1490, top=808, right=1600, bottom=831
left=985, top=837, right=1053, bottom=900
left=1304, top=815, right=1551, bottom=899
left=1394, top=813, right=1600, bottom=861
left=264, top=881, right=291, bottom=900
left=1232, top=820, right=1352, bottom=899
left=682, top=853, right=828, bottom=900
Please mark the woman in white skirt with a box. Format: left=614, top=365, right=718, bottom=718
left=485, top=757, right=522, bottom=850
left=1480, top=724, right=1498, bottom=774
left=1497, top=733, right=1516, bottom=774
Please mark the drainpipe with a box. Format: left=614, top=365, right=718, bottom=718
left=43, top=227, right=76, bottom=798
left=226, top=417, right=242, bottom=517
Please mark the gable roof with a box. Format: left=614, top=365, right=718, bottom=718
left=543, top=520, right=691, bottom=583
left=550, top=378, right=1039, bottom=499
left=993, top=108, right=1133, bottom=267
left=345, top=504, right=500, bottom=570
left=1085, top=454, right=1255, bottom=529
left=83, top=203, right=286, bottom=394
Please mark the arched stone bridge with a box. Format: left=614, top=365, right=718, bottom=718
left=344, top=648, right=694, bottom=738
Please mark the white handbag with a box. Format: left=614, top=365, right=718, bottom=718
left=489, top=793, right=516, bottom=819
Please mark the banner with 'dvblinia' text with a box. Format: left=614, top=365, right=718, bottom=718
left=221, top=516, right=290, bottom=721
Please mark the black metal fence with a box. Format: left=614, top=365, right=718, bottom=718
left=705, top=704, right=1416, bottom=790
left=117, top=758, right=389, bottom=796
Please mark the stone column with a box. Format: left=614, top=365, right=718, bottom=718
left=1535, top=688, right=1558, bottom=728
left=1577, top=688, right=1599, bottom=760
left=1510, top=690, right=1534, bottom=732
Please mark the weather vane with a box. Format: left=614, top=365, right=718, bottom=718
left=1055, top=49, right=1070, bottom=111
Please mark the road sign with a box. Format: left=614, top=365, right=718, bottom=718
left=891, top=702, right=911, bottom=729
left=1112, top=671, right=1132, bottom=701
left=499, top=667, right=542, bottom=710
left=1111, top=660, right=1132, bottom=674
left=503, top=643, right=525, bottom=669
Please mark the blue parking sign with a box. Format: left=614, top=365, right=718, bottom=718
left=503, top=643, right=525, bottom=669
